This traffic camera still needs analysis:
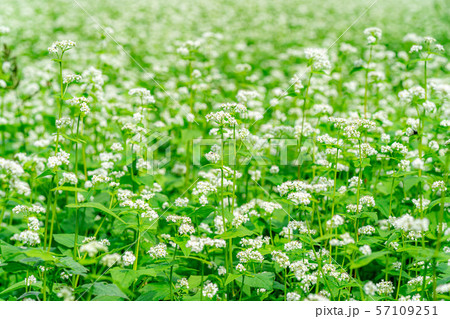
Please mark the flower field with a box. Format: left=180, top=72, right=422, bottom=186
left=0, top=0, right=449, bottom=301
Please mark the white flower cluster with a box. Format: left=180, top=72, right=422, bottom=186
left=364, top=27, right=382, bottom=44
left=122, top=251, right=136, bottom=266
left=271, top=250, right=290, bottom=268
left=47, top=150, right=70, bottom=169
left=186, top=236, right=226, bottom=253
left=388, top=214, right=429, bottom=232
left=148, top=243, right=168, bottom=258
left=48, top=40, right=76, bottom=53
left=202, top=281, right=218, bottom=299
left=237, top=248, right=264, bottom=263
left=280, top=220, right=316, bottom=238
left=128, top=88, right=155, bottom=104
left=304, top=48, right=331, bottom=71
left=79, top=239, right=109, bottom=257
left=205, top=111, right=237, bottom=126
left=12, top=204, right=45, bottom=215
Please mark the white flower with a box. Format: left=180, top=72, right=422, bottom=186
left=48, top=40, right=76, bottom=53
left=122, top=251, right=136, bottom=266
left=287, top=292, right=301, bottom=301
left=202, top=281, right=218, bottom=299
left=25, top=275, right=37, bottom=286
left=148, top=243, right=167, bottom=258
left=359, top=245, right=372, bottom=256
left=304, top=48, right=331, bottom=71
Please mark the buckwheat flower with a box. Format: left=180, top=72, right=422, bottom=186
left=63, top=73, right=82, bottom=84
left=59, top=172, right=78, bottom=185
left=359, top=245, right=372, bottom=256
left=436, top=283, right=450, bottom=293
left=11, top=230, right=40, bottom=246
left=206, top=111, right=237, bottom=126
left=287, top=292, right=301, bottom=301
left=57, top=286, right=75, bottom=301
left=122, top=251, right=136, bottom=266
left=360, top=195, right=376, bottom=207
left=340, top=233, right=355, bottom=245
left=412, top=197, right=431, bottom=211
left=28, top=217, right=40, bottom=231
left=236, top=263, right=246, bottom=273
left=60, top=271, right=72, bottom=280
left=411, top=158, right=425, bottom=170
left=364, top=27, right=382, bottom=44
left=0, top=79, right=6, bottom=88
left=284, top=240, right=303, bottom=251
left=218, top=266, right=227, bottom=276
left=100, top=253, right=121, bottom=267
left=407, top=276, right=432, bottom=287
left=257, top=288, right=267, bottom=294
left=237, top=248, right=264, bottom=263
left=423, top=100, right=436, bottom=113
left=148, top=243, right=167, bottom=259
left=376, top=280, right=394, bottom=295
left=12, top=204, right=46, bottom=215
left=0, top=26, right=10, bottom=35
left=128, top=88, right=155, bottom=104
left=398, top=159, right=410, bottom=171
left=364, top=281, right=377, bottom=296
left=435, top=44, right=445, bottom=52
left=238, top=128, right=250, bottom=140
left=176, top=278, right=189, bottom=290
left=269, top=165, right=279, bottom=174
left=287, top=191, right=311, bottom=206
left=428, top=140, right=439, bottom=152
left=55, top=117, right=72, bottom=129
left=409, top=45, right=422, bottom=53
left=271, top=250, right=290, bottom=268
left=48, top=40, right=76, bottom=54
left=432, top=180, right=447, bottom=192
left=205, top=151, right=220, bottom=163
left=179, top=223, right=195, bottom=235
left=174, top=197, right=189, bottom=207
left=80, top=103, right=90, bottom=116
left=398, top=294, right=421, bottom=301
left=423, top=36, right=436, bottom=44
left=111, top=143, right=123, bottom=152
left=47, top=150, right=70, bottom=169
left=290, top=74, right=304, bottom=93
left=358, top=225, right=375, bottom=235
left=304, top=48, right=331, bottom=71
left=202, top=281, right=218, bottom=299
left=80, top=240, right=108, bottom=257
left=25, top=275, right=37, bottom=287
left=326, top=214, right=345, bottom=228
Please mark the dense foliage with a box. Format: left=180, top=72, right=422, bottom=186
left=0, top=0, right=449, bottom=301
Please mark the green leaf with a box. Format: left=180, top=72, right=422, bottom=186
left=66, top=202, right=126, bottom=224
left=51, top=186, right=87, bottom=193
left=61, top=133, right=86, bottom=144
left=188, top=205, right=216, bottom=219
left=0, top=281, right=43, bottom=296
left=172, top=236, right=191, bottom=257
left=58, top=257, right=88, bottom=275
left=188, top=275, right=202, bottom=288
left=216, top=226, right=254, bottom=239
left=350, top=251, right=390, bottom=269
left=225, top=273, right=243, bottom=286
left=244, top=272, right=274, bottom=290
left=53, top=234, right=85, bottom=248
left=110, top=268, right=156, bottom=289
left=24, top=249, right=56, bottom=262
left=81, top=282, right=129, bottom=300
